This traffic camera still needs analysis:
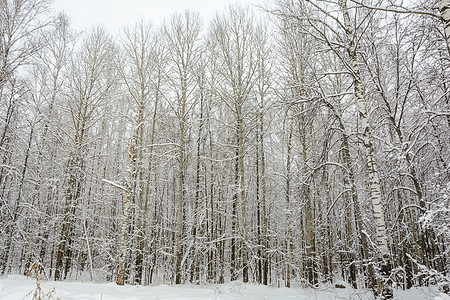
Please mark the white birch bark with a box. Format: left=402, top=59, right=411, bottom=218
left=339, top=0, right=392, bottom=296
left=439, top=0, right=450, bottom=49
left=339, top=0, right=389, bottom=257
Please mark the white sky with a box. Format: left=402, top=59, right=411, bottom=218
left=52, top=0, right=262, bottom=34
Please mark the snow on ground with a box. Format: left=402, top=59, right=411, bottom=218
left=0, top=275, right=449, bottom=300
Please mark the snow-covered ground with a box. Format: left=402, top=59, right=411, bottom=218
left=0, top=275, right=449, bottom=300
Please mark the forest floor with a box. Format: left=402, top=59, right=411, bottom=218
left=0, top=275, right=449, bottom=300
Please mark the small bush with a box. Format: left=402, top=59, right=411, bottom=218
left=25, top=261, right=61, bottom=300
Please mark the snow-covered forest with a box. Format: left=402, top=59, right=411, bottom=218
left=0, top=0, right=449, bottom=299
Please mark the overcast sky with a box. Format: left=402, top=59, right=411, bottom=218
left=52, top=0, right=262, bottom=34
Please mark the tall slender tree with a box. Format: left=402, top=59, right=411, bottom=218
left=210, top=6, right=260, bottom=283
left=163, top=11, right=202, bottom=284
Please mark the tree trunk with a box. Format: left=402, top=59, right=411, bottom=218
left=54, top=158, right=79, bottom=281
left=285, top=124, right=293, bottom=288
left=117, top=121, right=139, bottom=286
left=339, top=0, right=392, bottom=296
left=134, top=102, right=145, bottom=285
left=231, top=133, right=239, bottom=281
left=1, top=126, right=33, bottom=275
left=175, top=105, right=186, bottom=285
left=259, top=103, right=269, bottom=286
left=237, top=109, right=249, bottom=283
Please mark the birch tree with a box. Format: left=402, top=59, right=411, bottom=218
left=360, top=11, right=449, bottom=286
left=337, top=2, right=391, bottom=296
left=275, top=0, right=392, bottom=296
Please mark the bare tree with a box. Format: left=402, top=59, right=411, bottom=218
left=254, top=23, right=272, bottom=285
left=210, top=5, right=260, bottom=283
left=0, top=0, right=51, bottom=274
left=0, top=0, right=50, bottom=91
left=25, top=12, right=75, bottom=271
left=117, top=19, right=160, bottom=285
left=163, top=11, right=202, bottom=284
left=54, top=26, right=116, bottom=281
left=274, top=0, right=392, bottom=295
